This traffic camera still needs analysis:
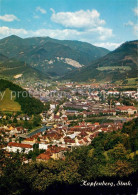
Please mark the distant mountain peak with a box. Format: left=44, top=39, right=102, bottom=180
left=2, top=34, right=23, bottom=40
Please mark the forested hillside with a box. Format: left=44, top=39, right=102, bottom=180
left=0, top=54, right=49, bottom=81
left=0, top=35, right=109, bottom=76
left=63, top=40, right=138, bottom=82
left=0, top=79, right=44, bottom=115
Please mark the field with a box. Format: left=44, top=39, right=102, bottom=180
left=126, top=78, right=138, bottom=85
left=0, top=88, right=21, bottom=112
left=115, top=77, right=138, bottom=85
left=97, top=66, right=131, bottom=71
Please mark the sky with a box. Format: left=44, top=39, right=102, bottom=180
left=0, top=0, right=137, bottom=50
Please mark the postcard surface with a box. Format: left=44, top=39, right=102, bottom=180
left=0, top=0, right=137, bottom=194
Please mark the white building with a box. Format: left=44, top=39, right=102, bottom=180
left=50, top=104, right=56, bottom=110
left=6, top=142, right=33, bottom=153
left=39, top=143, right=48, bottom=150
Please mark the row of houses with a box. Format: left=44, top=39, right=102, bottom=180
left=4, top=121, right=123, bottom=161
left=0, top=115, right=31, bottom=121
left=0, top=126, right=28, bottom=135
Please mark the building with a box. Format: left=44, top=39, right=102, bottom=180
left=6, top=142, right=33, bottom=153
left=116, top=106, right=137, bottom=115
left=36, top=153, right=51, bottom=162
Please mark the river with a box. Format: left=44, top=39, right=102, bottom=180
left=27, top=125, right=52, bottom=137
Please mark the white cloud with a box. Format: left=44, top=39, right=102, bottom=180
left=36, top=7, right=46, bottom=14
left=0, top=26, right=27, bottom=37
left=33, top=15, right=40, bottom=19
left=124, top=20, right=134, bottom=26
left=133, top=24, right=138, bottom=37
left=94, top=42, right=122, bottom=50
left=133, top=7, right=138, bottom=16
left=30, top=28, right=82, bottom=40
left=125, top=8, right=138, bottom=38
left=0, top=14, right=19, bottom=22
left=87, top=27, right=113, bottom=40
left=51, top=9, right=105, bottom=28
left=50, top=9, right=113, bottom=41
left=0, top=25, right=113, bottom=41
left=132, top=7, right=138, bottom=37
left=0, top=9, right=113, bottom=46
left=125, top=21, right=138, bottom=38
left=0, top=26, right=80, bottom=40
left=32, top=27, right=113, bottom=41
left=0, top=26, right=116, bottom=49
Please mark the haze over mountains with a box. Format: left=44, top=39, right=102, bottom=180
left=0, top=35, right=137, bottom=82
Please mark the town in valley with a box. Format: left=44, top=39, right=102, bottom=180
left=0, top=80, right=137, bottom=163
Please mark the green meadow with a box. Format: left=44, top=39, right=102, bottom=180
left=97, top=66, right=131, bottom=71
left=0, top=88, right=21, bottom=112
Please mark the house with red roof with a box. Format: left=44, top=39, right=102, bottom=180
left=116, top=106, right=137, bottom=115
left=48, top=146, right=66, bottom=160
left=36, top=146, right=67, bottom=161
left=36, top=153, right=51, bottom=162
left=6, top=142, right=33, bottom=153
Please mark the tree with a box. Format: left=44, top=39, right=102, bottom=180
left=33, top=115, right=42, bottom=127
left=108, top=160, right=134, bottom=177
left=13, top=117, right=17, bottom=123
left=43, top=102, right=50, bottom=111
left=37, top=137, right=40, bottom=142
left=108, top=143, right=127, bottom=161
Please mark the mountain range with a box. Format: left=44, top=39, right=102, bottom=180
left=63, top=40, right=138, bottom=82
left=0, top=35, right=137, bottom=82
left=0, top=35, right=109, bottom=77
left=0, top=53, right=49, bottom=81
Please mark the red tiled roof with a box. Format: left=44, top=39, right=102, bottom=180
left=54, top=115, right=60, bottom=119
left=101, top=128, right=108, bottom=131
left=25, top=138, right=34, bottom=141
left=116, top=106, right=137, bottom=110
left=64, top=138, right=75, bottom=143
left=83, top=137, right=89, bottom=142
left=94, top=122, right=100, bottom=126
left=79, top=141, right=83, bottom=144
left=36, top=153, right=51, bottom=160
left=47, top=146, right=66, bottom=153
left=80, top=131, right=88, bottom=136
left=16, top=127, right=24, bottom=131
left=8, top=142, right=32, bottom=148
